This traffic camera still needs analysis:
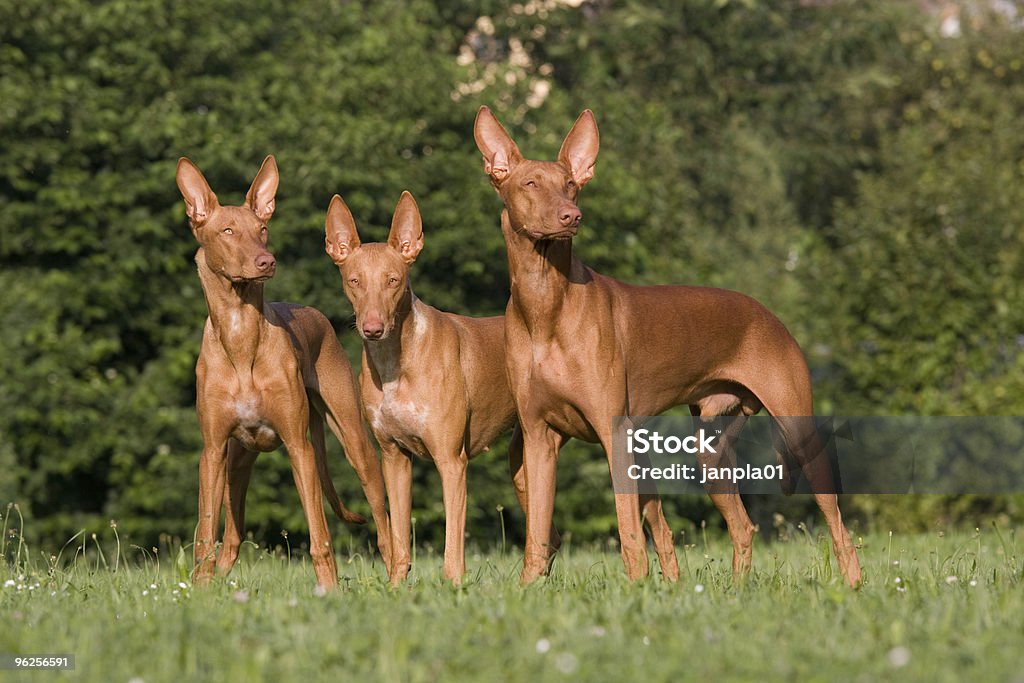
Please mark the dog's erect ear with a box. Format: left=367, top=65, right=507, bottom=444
left=474, top=106, right=523, bottom=185
left=245, top=155, right=279, bottom=222
left=557, top=110, right=599, bottom=187
left=388, top=191, right=424, bottom=264
left=176, top=157, right=220, bottom=227
left=325, top=194, right=361, bottom=266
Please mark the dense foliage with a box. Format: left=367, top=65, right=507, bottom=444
left=2, top=0, right=1022, bottom=551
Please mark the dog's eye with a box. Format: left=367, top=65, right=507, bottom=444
left=348, top=278, right=359, bottom=287
left=223, top=227, right=234, bottom=235
left=387, top=277, right=399, bottom=286
left=525, top=179, right=537, bottom=188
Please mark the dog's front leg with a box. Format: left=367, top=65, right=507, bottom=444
left=194, top=434, right=229, bottom=585
left=519, top=422, right=566, bottom=584
left=380, top=441, right=412, bottom=585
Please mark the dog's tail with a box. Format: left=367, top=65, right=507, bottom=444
left=772, top=418, right=841, bottom=497
left=777, top=446, right=799, bottom=496
left=311, top=410, right=368, bottom=525
left=319, top=457, right=368, bottom=525
left=323, top=471, right=368, bottom=525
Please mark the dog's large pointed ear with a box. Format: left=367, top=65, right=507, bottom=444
left=245, top=155, right=279, bottom=222
left=176, top=157, right=220, bottom=227
left=557, top=110, right=599, bottom=187
left=388, top=191, right=424, bottom=264
left=474, top=106, right=523, bottom=185
left=325, top=194, right=361, bottom=266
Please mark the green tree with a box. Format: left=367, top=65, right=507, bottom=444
left=3, top=0, right=1023, bottom=553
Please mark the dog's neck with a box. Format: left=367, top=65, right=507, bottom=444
left=195, top=247, right=266, bottom=376
left=501, top=209, right=577, bottom=337
left=363, top=286, right=419, bottom=385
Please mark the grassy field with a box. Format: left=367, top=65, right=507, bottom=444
left=1, top=524, right=1021, bottom=683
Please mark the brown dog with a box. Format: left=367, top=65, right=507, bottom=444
left=176, top=156, right=391, bottom=588
left=325, top=191, right=557, bottom=584
left=474, top=107, right=862, bottom=587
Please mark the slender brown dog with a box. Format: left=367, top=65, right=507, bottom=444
left=473, top=106, right=862, bottom=587
left=176, top=156, right=392, bottom=588
left=325, top=191, right=558, bottom=584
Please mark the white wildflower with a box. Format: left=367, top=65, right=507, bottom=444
left=887, top=646, right=911, bottom=667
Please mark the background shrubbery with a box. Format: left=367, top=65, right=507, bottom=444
left=2, top=0, right=1023, bottom=551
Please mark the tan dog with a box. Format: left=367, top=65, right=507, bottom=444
left=176, top=156, right=391, bottom=588
left=325, top=191, right=557, bottom=584
left=474, top=107, right=862, bottom=587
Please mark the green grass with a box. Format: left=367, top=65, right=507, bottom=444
left=1, top=525, right=1022, bottom=682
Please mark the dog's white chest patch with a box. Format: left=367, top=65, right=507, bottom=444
left=234, top=398, right=260, bottom=425
left=366, top=404, right=384, bottom=433
left=381, top=383, right=430, bottom=432
left=366, top=382, right=432, bottom=458
left=229, top=397, right=281, bottom=451
left=412, top=311, right=427, bottom=338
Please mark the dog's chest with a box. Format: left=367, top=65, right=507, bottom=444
left=366, top=382, right=432, bottom=458
left=229, top=396, right=283, bottom=452
left=198, top=326, right=298, bottom=453
left=511, top=339, right=601, bottom=441
left=527, top=340, right=589, bottom=398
